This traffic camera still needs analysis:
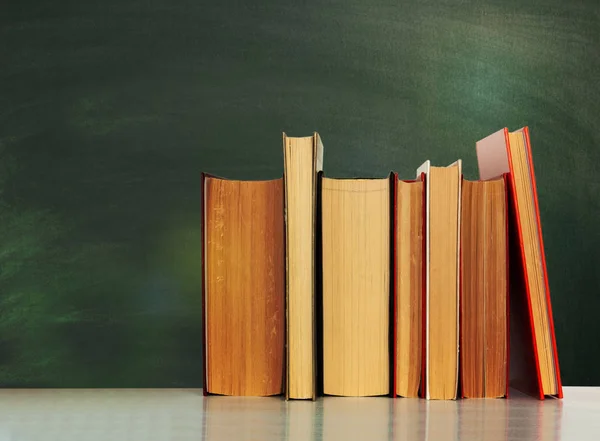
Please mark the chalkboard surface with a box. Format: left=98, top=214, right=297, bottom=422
left=1, top=0, right=598, bottom=387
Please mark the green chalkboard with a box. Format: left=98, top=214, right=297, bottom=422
left=1, top=0, right=598, bottom=387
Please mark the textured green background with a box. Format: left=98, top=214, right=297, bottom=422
left=1, top=0, right=598, bottom=387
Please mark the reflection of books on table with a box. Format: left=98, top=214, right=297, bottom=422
left=423, top=400, right=459, bottom=441
left=321, top=397, right=392, bottom=441
left=285, top=400, right=318, bottom=441
left=457, top=398, right=508, bottom=441
left=505, top=389, right=562, bottom=440
left=203, top=397, right=287, bottom=441
left=391, top=398, right=426, bottom=440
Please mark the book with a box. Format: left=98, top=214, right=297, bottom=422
left=460, top=177, right=509, bottom=398
left=283, top=133, right=324, bottom=400
left=321, top=174, right=394, bottom=397
left=476, top=127, right=563, bottom=399
left=394, top=173, right=425, bottom=398
left=201, top=173, right=285, bottom=396
left=417, top=160, right=462, bottom=400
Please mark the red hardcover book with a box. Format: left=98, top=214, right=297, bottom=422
left=476, top=127, right=562, bottom=400
left=504, top=173, right=511, bottom=399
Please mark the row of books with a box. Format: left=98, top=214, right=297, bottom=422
left=201, top=128, right=563, bottom=400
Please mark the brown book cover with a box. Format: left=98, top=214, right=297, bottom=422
left=459, top=175, right=509, bottom=399
left=201, top=173, right=285, bottom=396
left=394, top=172, right=426, bottom=398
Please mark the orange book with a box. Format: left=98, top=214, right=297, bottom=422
left=459, top=175, right=509, bottom=399
left=393, top=172, right=426, bottom=398
left=201, top=173, right=285, bottom=396
left=417, top=160, right=462, bottom=400
left=476, top=127, right=562, bottom=399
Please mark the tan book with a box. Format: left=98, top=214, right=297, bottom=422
left=321, top=174, right=393, bottom=397
left=395, top=174, right=425, bottom=398
left=417, top=160, right=461, bottom=400
left=201, top=174, right=285, bottom=396
left=283, top=133, right=323, bottom=400
left=460, top=177, right=508, bottom=398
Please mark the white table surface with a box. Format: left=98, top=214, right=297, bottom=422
left=0, top=387, right=597, bottom=440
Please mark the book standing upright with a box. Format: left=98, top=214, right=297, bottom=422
left=417, top=160, right=462, bottom=400
left=320, top=173, right=394, bottom=397
left=201, top=174, right=285, bottom=396
left=460, top=175, right=509, bottom=398
left=283, top=133, right=323, bottom=400
left=394, top=172, right=426, bottom=398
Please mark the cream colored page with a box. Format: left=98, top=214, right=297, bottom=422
left=322, top=178, right=390, bottom=396
left=396, top=180, right=423, bottom=397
